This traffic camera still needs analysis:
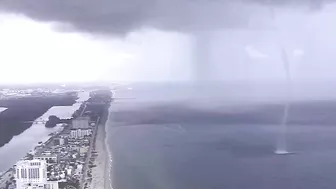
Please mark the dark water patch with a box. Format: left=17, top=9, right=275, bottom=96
left=111, top=100, right=336, bottom=127
left=110, top=121, right=336, bottom=189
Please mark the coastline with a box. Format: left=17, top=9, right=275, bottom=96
left=104, top=107, right=113, bottom=189
left=88, top=104, right=112, bottom=189
left=0, top=91, right=113, bottom=189
left=0, top=92, right=90, bottom=172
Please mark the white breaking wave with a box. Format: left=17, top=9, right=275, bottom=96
left=0, top=107, right=7, bottom=114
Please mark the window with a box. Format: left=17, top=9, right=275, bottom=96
left=28, top=169, right=31, bottom=179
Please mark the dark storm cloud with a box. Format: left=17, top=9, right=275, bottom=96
left=0, top=0, right=327, bottom=34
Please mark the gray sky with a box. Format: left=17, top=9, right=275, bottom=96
left=0, top=0, right=335, bottom=84
left=0, top=0, right=326, bottom=34
left=0, top=1, right=270, bottom=35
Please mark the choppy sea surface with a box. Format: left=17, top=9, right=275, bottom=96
left=106, top=83, right=336, bottom=189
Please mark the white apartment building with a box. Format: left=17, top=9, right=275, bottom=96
left=15, top=160, right=59, bottom=189
left=70, top=129, right=92, bottom=139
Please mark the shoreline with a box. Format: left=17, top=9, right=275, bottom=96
left=0, top=92, right=90, bottom=173
left=0, top=91, right=112, bottom=189
left=88, top=104, right=112, bottom=189
left=104, top=107, right=113, bottom=189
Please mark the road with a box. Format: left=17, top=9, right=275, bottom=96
left=79, top=102, right=88, bottom=117
left=80, top=116, right=98, bottom=189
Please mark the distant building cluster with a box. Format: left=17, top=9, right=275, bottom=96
left=0, top=89, right=112, bottom=189
left=72, top=117, right=90, bottom=129
left=0, top=88, right=78, bottom=100
left=12, top=116, right=94, bottom=189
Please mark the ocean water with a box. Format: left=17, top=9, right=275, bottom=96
left=107, top=83, right=336, bottom=189
left=0, top=92, right=90, bottom=172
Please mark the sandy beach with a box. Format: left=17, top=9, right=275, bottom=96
left=89, top=105, right=112, bottom=189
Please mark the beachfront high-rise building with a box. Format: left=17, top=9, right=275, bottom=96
left=70, top=129, right=92, bottom=139
left=15, top=160, right=47, bottom=185
left=14, top=160, right=59, bottom=189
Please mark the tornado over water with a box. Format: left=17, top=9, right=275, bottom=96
left=275, top=48, right=292, bottom=154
